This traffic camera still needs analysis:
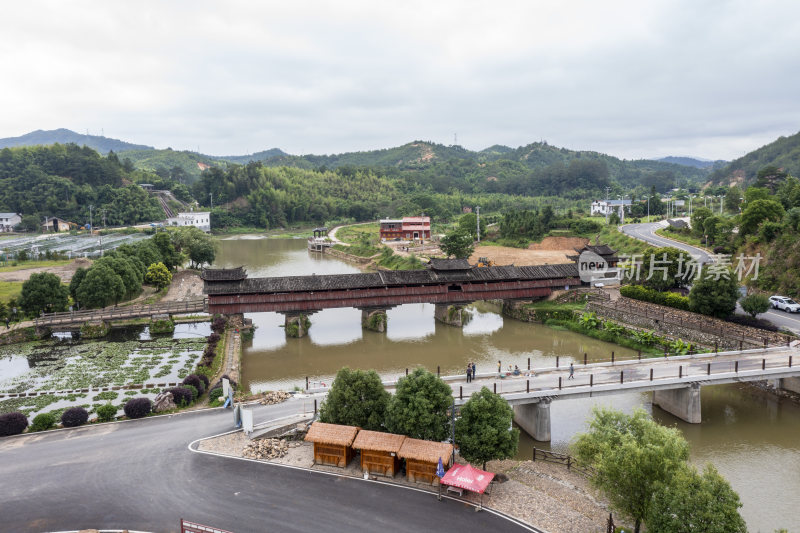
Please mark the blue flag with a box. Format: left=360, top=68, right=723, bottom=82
left=436, top=457, right=445, bottom=478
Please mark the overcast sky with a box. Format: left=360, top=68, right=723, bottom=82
left=2, top=0, right=799, bottom=160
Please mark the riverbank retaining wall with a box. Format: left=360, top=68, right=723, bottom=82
left=587, top=298, right=791, bottom=350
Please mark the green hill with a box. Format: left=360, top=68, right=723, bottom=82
left=117, top=148, right=224, bottom=183
left=0, top=128, right=152, bottom=153
left=709, top=130, right=800, bottom=185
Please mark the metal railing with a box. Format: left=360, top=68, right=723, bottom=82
left=34, top=298, right=208, bottom=327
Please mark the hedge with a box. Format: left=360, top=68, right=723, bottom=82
left=166, top=387, right=194, bottom=407
left=30, top=412, right=56, bottom=432
left=61, top=407, right=89, bottom=428
left=96, top=404, right=117, bottom=423
left=620, top=284, right=690, bottom=311
left=124, top=398, right=152, bottom=419
left=182, top=374, right=205, bottom=396
left=0, top=412, right=29, bottom=436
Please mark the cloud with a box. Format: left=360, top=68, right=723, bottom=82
left=2, top=0, right=799, bottom=160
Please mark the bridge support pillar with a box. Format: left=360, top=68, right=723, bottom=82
left=770, top=377, right=800, bottom=394
left=513, top=399, right=551, bottom=442
left=434, top=304, right=471, bottom=327
left=360, top=308, right=388, bottom=333
left=226, top=313, right=245, bottom=330
left=283, top=313, right=311, bottom=338
left=652, top=384, right=701, bottom=424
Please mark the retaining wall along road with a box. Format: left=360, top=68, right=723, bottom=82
left=588, top=297, right=791, bottom=350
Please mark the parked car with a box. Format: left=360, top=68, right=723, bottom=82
left=769, top=296, right=800, bottom=313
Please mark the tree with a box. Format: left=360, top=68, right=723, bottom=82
left=440, top=230, right=474, bottom=259
left=318, top=367, right=390, bottom=431
left=740, top=199, right=785, bottom=236
left=69, top=267, right=87, bottom=304
left=19, top=272, right=69, bottom=315
left=189, top=239, right=215, bottom=268
left=385, top=368, right=453, bottom=441
left=145, top=262, right=172, bottom=290
left=690, top=207, right=713, bottom=237
left=689, top=271, right=740, bottom=318
left=647, top=464, right=746, bottom=533
left=152, top=232, right=181, bottom=270
left=572, top=408, right=690, bottom=533
left=454, top=387, right=519, bottom=469
left=457, top=213, right=486, bottom=241
left=15, top=214, right=40, bottom=233
left=76, top=264, right=125, bottom=308
left=740, top=293, right=771, bottom=318
left=724, top=185, right=743, bottom=213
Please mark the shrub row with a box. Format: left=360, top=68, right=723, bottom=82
left=725, top=314, right=779, bottom=332
left=620, top=284, right=690, bottom=311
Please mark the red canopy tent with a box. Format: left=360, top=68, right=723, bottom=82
left=439, top=463, right=495, bottom=508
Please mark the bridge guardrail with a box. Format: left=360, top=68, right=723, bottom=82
left=34, top=298, right=208, bottom=327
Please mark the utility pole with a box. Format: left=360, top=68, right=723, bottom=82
left=210, top=193, right=213, bottom=210
left=604, top=186, right=611, bottom=224
left=100, top=209, right=106, bottom=255
left=476, top=206, right=481, bottom=243
left=89, top=204, right=93, bottom=235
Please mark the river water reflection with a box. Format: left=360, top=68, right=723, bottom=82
left=216, top=236, right=800, bottom=531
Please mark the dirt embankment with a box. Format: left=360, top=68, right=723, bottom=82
left=468, top=236, right=587, bottom=267
left=161, top=270, right=204, bottom=301
left=0, top=257, right=93, bottom=283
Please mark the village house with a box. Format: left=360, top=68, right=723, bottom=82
left=0, top=213, right=21, bottom=232
left=167, top=211, right=211, bottom=232
left=41, top=217, right=73, bottom=233
left=590, top=199, right=632, bottom=217
left=379, top=216, right=431, bottom=241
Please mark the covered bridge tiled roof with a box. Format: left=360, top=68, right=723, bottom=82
left=203, top=263, right=579, bottom=295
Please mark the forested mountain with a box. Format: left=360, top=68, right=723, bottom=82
left=709, top=130, right=800, bottom=186
left=0, top=128, right=152, bottom=154
left=214, top=148, right=287, bottom=165
left=655, top=156, right=724, bottom=169
left=0, top=144, right=167, bottom=227
left=115, top=148, right=223, bottom=183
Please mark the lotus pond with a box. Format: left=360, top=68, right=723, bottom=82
left=0, top=322, right=210, bottom=419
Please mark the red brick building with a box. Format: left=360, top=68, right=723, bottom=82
left=380, top=216, right=431, bottom=241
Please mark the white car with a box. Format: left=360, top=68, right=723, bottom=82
left=769, top=296, right=800, bottom=313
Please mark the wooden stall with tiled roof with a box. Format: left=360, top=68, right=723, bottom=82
left=351, top=430, right=406, bottom=477
left=397, top=438, right=453, bottom=484
left=304, top=422, right=359, bottom=467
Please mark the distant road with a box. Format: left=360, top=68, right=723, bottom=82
left=620, top=222, right=800, bottom=334
left=620, top=221, right=712, bottom=264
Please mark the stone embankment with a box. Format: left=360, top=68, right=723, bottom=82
left=323, top=247, right=379, bottom=265
left=587, top=297, right=792, bottom=349
left=258, top=391, right=292, bottom=405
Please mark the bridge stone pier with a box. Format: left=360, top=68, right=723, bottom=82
left=360, top=308, right=390, bottom=332
left=282, top=313, right=312, bottom=338
left=769, top=377, right=800, bottom=394
left=513, top=399, right=551, bottom=442
left=434, top=304, right=471, bottom=327
left=652, top=383, right=702, bottom=423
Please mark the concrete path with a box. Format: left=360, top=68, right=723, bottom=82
left=0, top=399, right=532, bottom=533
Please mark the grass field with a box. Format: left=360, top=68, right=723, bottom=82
left=599, top=226, right=652, bottom=255
left=0, top=281, right=23, bottom=301
left=336, top=223, right=379, bottom=244
left=0, top=259, right=72, bottom=273
left=654, top=228, right=710, bottom=250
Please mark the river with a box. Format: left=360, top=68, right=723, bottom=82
left=214, top=236, right=800, bottom=531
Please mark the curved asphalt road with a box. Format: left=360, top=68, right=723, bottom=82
left=0, top=399, right=534, bottom=533
left=620, top=221, right=800, bottom=334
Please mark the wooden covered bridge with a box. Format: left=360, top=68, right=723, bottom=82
left=202, top=259, right=581, bottom=336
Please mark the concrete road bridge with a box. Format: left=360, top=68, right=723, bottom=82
left=202, top=259, right=581, bottom=336
left=33, top=298, right=207, bottom=330
left=309, top=344, right=800, bottom=442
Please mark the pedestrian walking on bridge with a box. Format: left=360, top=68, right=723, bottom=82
left=466, top=363, right=472, bottom=383
left=568, top=363, right=575, bottom=380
